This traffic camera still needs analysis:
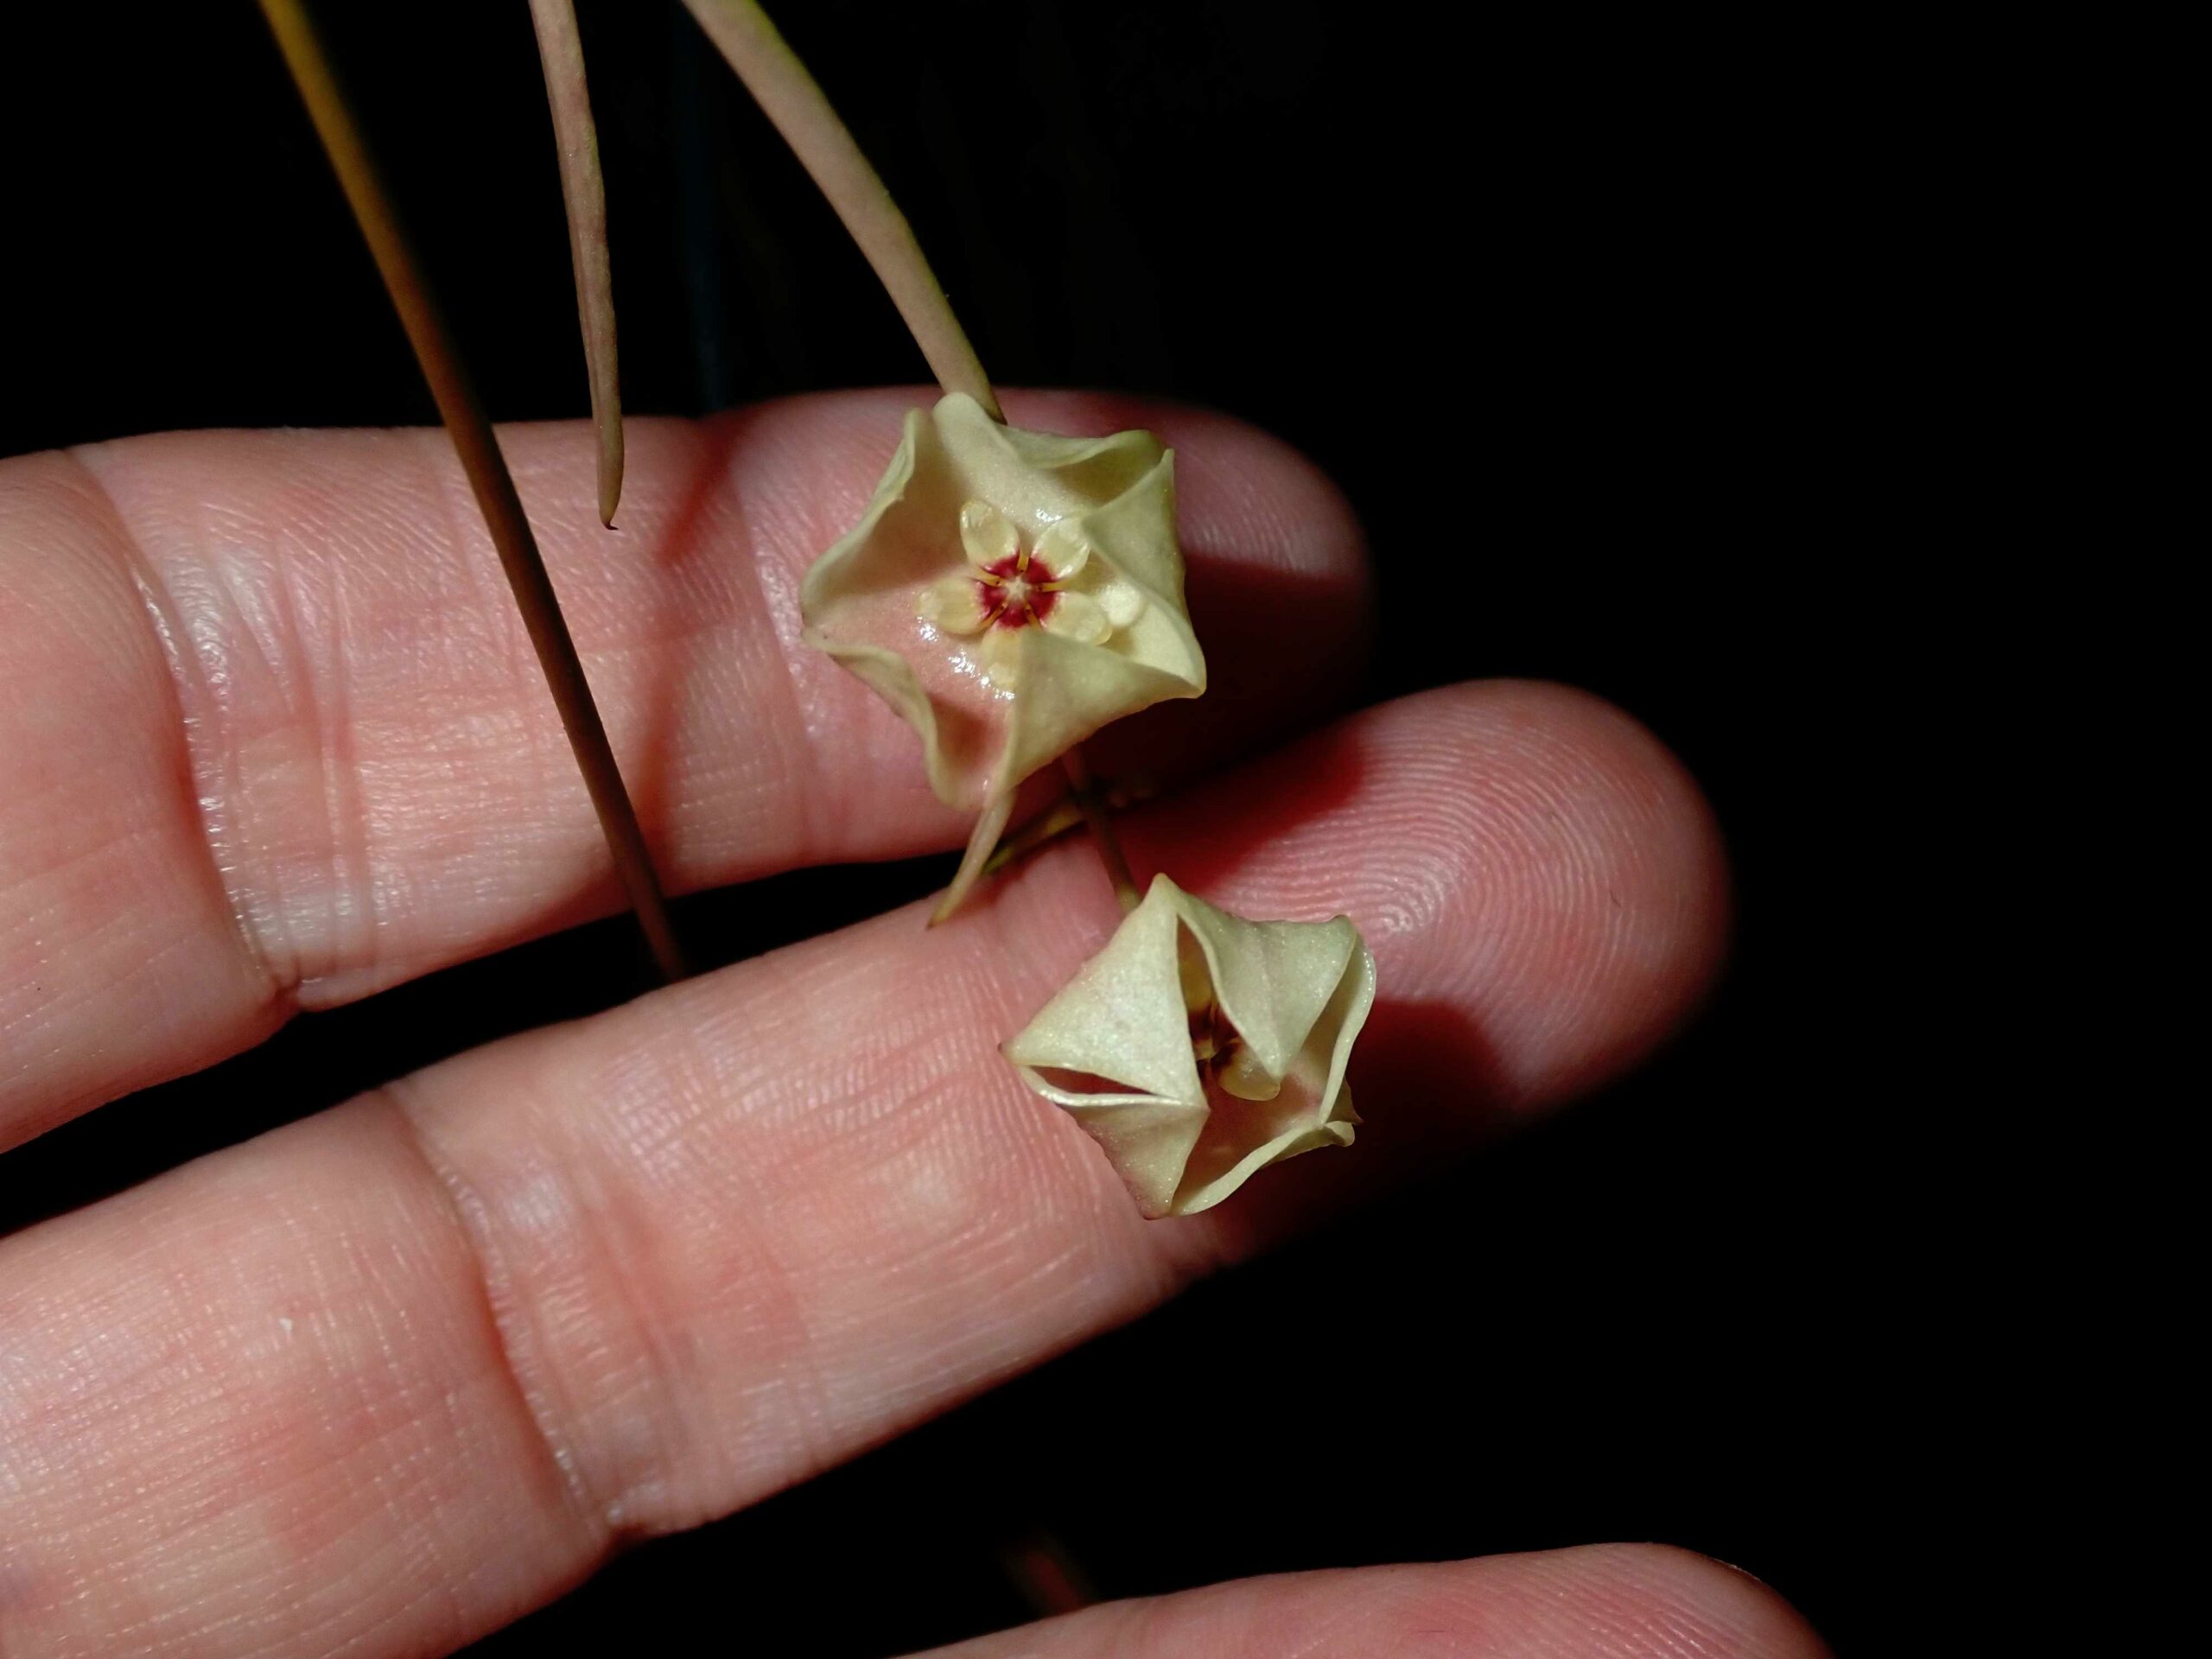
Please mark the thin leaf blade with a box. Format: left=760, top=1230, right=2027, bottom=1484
left=529, top=0, right=624, bottom=524
left=679, top=0, right=1001, bottom=420
left=258, top=0, right=683, bottom=981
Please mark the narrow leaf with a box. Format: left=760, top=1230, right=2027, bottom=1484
left=257, top=0, right=685, bottom=982
left=528, top=0, right=624, bottom=525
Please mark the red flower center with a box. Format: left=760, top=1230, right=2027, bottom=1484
left=976, top=550, right=1060, bottom=630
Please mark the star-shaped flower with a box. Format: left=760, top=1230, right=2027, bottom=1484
left=1003, top=875, right=1376, bottom=1217
left=801, top=394, right=1205, bottom=918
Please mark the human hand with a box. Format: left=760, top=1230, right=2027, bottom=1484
left=0, top=391, right=1821, bottom=1656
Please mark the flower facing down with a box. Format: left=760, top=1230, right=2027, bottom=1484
left=800, top=394, right=1205, bottom=918
left=1003, top=875, right=1376, bottom=1218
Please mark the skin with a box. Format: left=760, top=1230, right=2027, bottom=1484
left=0, top=391, right=1825, bottom=1657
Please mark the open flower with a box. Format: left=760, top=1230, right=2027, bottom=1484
left=800, top=394, right=1205, bottom=918
left=1003, top=875, right=1376, bottom=1218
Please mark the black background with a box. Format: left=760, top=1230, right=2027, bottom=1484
left=2, top=3, right=1892, bottom=1653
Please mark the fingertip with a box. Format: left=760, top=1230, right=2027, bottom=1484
left=925, top=1546, right=1828, bottom=1658
left=1538, top=1543, right=1835, bottom=1658
left=999, top=387, right=1371, bottom=582
left=1451, top=679, right=1732, bottom=1105
left=1135, top=679, right=1728, bottom=1118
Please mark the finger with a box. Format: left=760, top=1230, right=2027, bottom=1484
left=0, top=389, right=1368, bottom=1146
left=0, top=683, right=1728, bottom=1659
left=918, top=1546, right=1829, bottom=1658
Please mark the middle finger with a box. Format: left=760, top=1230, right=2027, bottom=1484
left=0, top=680, right=1726, bottom=1657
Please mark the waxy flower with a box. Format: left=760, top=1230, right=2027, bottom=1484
left=1003, top=875, right=1376, bottom=1218
left=801, top=394, right=1205, bottom=918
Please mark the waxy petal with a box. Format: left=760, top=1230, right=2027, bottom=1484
left=1214, top=1046, right=1282, bottom=1102
left=1003, top=875, right=1375, bottom=1217
left=1096, top=579, right=1147, bottom=630
left=1033, top=517, right=1092, bottom=582
left=1041, top=588, right=1110, bottom=644
left=918, top=573, right=993, bottom=633
left=960, top=499, right=1019, bottom=569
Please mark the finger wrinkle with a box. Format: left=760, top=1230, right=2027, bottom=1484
left=0, top=1101, right=605, bottom=1656
left=69, top=439, right=338, bottom=1001
left=370, top=1082, right=613, bottom=1548
left=684, top=407, right=830, bottom=870
left=390, top=1012, right=848, bottom=1536
left=0, top=453, right=281, bottom=1144
left=389, top=912, right=1178, bottom=1535
left=66, top=452, right=284, bottom=1004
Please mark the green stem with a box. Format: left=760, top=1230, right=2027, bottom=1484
left=679, top=0, right=1002, bottom=419
left=257, top=0, right=686, bottom=983
left=1061, top=748, right=1140, bottom=913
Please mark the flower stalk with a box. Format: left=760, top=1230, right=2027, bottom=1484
left=1061, top=749, right=1140, bottom=913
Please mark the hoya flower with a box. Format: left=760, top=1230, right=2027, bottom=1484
left=1003, top=875, right=1376, bottom=1218
left=801, top=393, right=1205, bottom=918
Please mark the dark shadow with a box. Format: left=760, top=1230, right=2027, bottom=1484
left=1085, top=547, right=1376, bottom=790
left=1120, top=714, right=1369, bottom=895
left=620, top=404, right=766, bottom=898
left=1200, top=995, right=1516, bottom=1260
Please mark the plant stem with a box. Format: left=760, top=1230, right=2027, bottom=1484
left=1060, top=748, right=1140, bottom=913
left=257, top=0, right=686, bottom=984
left=679, top=0, right=1002, bottom=420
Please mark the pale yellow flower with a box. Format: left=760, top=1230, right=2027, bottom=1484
left=801, top=394, right=1205, bottom=918
left=1004, top=875, right=1375, bottom=1217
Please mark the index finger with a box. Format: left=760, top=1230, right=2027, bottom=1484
left=0, top=390, right=1369, bottom=1148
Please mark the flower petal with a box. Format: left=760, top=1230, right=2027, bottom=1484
left=1002, top=887, right=1202, bottom=1108
left=1080, top=448, right=1184, bottom=607
left=995, top=628, right=1192, bottom=788
left=938, top=392, right=1162, bottom=518
left=1068, top=452, right=1204, bottom=696
left=978, top=626, right=1022, bottom=690
left=917, top=574, right=993, bottom=633
left=1041, top=588, right=1110, bottom=644
left=1215, top=1046, right=1282, bottom=1102
left=960, top=499, right=1018, bottom=568
left=930, top=786, right=1018, bottom=927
